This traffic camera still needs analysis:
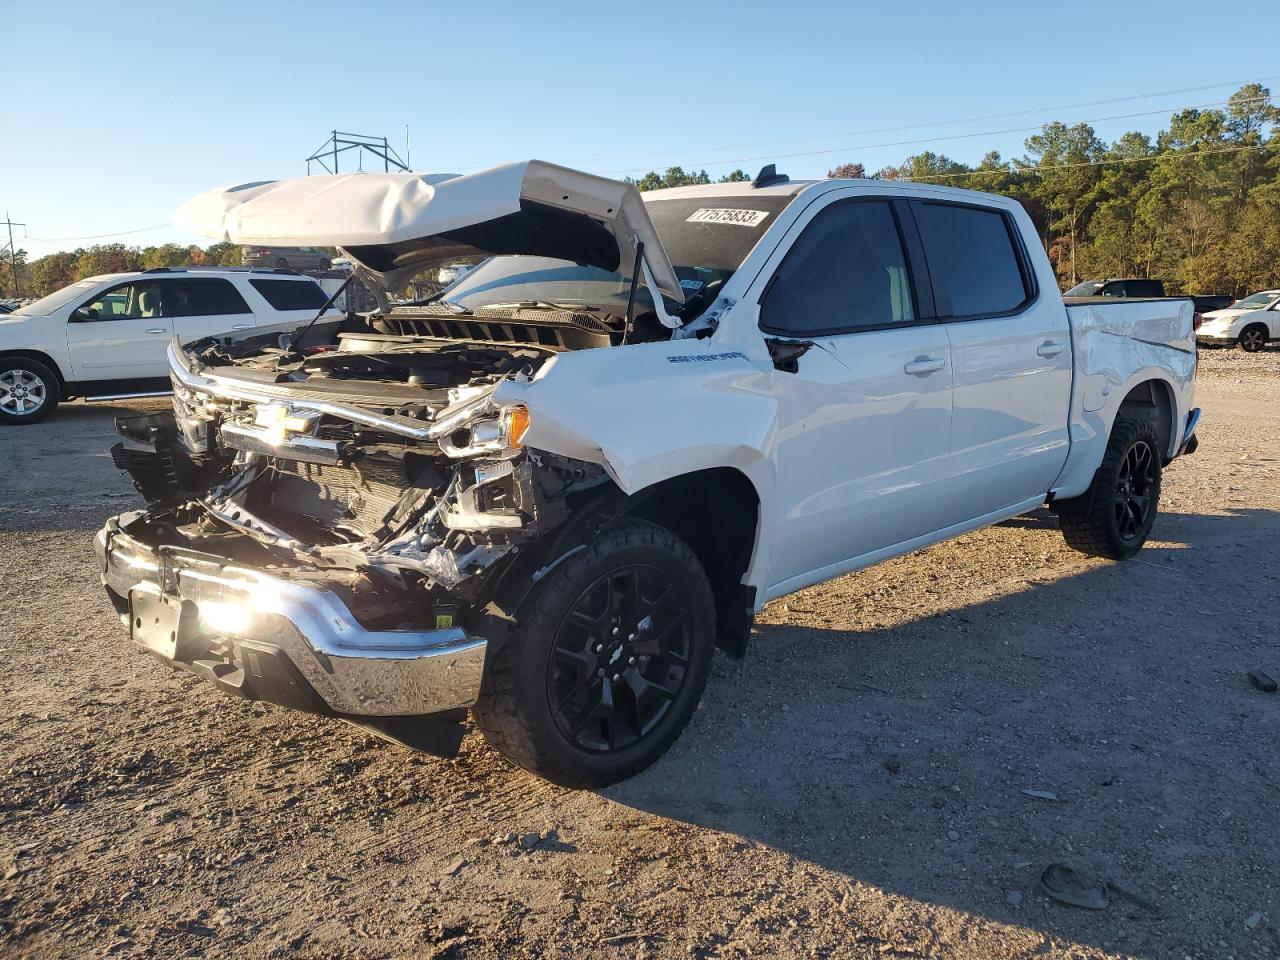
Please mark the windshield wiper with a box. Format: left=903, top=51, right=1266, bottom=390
left=486, top=299, right=594, bottom=312
left=430, top=299, right=469, bottom=314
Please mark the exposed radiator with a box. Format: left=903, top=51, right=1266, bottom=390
left=270, top=457, right=407, bottom=538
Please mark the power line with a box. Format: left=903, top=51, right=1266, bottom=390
left=584, top=74, right=1280, bottom=168
left=602, top=94, right=1274, bottom=175
left=23, top=223, right=172, bottom=243
left=905, top=142, right=1274, bottom=183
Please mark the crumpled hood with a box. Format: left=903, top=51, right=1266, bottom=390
left=175, top=160, right=685, bottom=304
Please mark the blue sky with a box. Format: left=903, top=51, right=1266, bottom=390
left=3, top=0, right=1278, bottom=259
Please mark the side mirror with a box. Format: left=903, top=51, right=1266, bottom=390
left=71, top=306, right=99, bottom=321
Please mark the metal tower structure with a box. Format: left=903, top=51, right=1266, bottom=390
left=305, top=131, right=409, bottom=175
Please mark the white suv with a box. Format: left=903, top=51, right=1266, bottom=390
left=1196, top=289, right=1280, bottom=352
left=0, top=268, right=341, bottom=424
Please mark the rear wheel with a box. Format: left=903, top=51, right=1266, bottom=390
left=1057, top=417, right=1162, bottom=560
left=474, top=518, right=716, bottom=787
left=1239, top=324, right=1268, bottom=352
left=0, top=358, right=60, bottom=425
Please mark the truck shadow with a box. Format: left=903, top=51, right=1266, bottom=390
left=605, top=507, right=1280, bottom=958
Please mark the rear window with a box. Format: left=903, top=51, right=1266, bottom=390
left=1122, top=279, right=1164, bottom=297
left=162, top=278, right=250, bottom=316
left=913, top=202, right=1031, bottom=317
left=249, top=278, right=328, bottom=311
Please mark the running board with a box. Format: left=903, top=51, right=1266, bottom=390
left=84, top=390, right=173, bottom=402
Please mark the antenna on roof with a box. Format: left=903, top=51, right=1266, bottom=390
left=751, top=164, right=789, bottom=188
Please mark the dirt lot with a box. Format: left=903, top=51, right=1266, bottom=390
left=1, top=347, right=1278, bottom=960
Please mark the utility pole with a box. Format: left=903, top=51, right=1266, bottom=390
left=3, top=213, right=26, bottom=299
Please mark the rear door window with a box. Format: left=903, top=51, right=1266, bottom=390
left=912, top=201, right=1032, bottom=318
left=249, top=278, right=328, bottom=311
left=759, top=200, right=916, bottom=336
left=162, top=278, right=251, bottom=316
left=1124, top=279, right=1163, bottom=298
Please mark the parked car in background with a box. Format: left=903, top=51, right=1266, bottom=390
left=436, top=261, right=477, bottom=285
left=1196, top=289, right=1280, bottom=352
left=1064, top=277, right=1166, bottom=298
left=1190, top=294, right=1235, bottom=314
left=0, top=268, right=342, bottom=423
left=99, top=161, right=1200, bottom=787
left=241, top=245, right=332, bottom=272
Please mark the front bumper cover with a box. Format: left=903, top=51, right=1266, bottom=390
left=96, top=515, right=487, bottom=726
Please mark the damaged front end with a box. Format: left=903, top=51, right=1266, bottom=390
left=99, top=332, right=607, bottom=754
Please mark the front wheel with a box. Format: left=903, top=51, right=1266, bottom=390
left=474, top=518, right=716, bottom=787
left=0, top=358, right=60, bottom=425
left=1239, top=324, right=1269, bottom=352
left=1056, top=417, right=1162, bottom=560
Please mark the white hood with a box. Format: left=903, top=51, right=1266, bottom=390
left=175, top=160, right=685, bottom=305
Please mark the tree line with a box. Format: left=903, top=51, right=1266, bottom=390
left=631, top=85, right=1279, bottom=296
left=4, top=84, right=1276, bottom=300
left=0, top=241, right=245, bottom=301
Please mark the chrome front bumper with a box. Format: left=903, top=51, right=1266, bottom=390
left=96, top=517, right=487, bottom=718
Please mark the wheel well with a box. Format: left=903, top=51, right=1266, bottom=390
left=0, top=350, right=68, bottom=391
left=625, top=467, right=760, bottom=658
left=1240, top=321, right=1269, bottom=336
left=1117, top=379, right=1173, bottom=460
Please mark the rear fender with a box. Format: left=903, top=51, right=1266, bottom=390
left=1052, top=300, right=1196, bottom=499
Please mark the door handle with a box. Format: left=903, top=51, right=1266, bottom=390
left=903, top=356, right=945, bottom=376
left=1037, top=339, right=1065, bottom=358
left=144, top=327, right=167, bottom=335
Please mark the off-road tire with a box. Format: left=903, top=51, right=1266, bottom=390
left=1239, top=324, right=1268, bottom=353
left=0, top=357, right=60, bottom=425
left=1057, top=416, right=1162, bottom=560
left=473, top=517, right=716, bottom=788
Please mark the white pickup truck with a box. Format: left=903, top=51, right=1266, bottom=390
left=96, top=161, right=1199, bottom=786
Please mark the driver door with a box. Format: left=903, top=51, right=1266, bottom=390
left=754, top=192, right=955, bottom=593
left=65, top=281, right=174, bottom=382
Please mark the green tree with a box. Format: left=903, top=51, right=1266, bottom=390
left=631, top=166, right=713, bottom=191
left=875, top=151, right=968, bottom=182
left=0, top=246, right=27, bottom=298
left=827, top=162, right=867, bottom=179
left=27, top=250, right=79, bottom=297
left=203, top=241, right=245, bottom=266
left=1020, top=122, right=1106, bottom=285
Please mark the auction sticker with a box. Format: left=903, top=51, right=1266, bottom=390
left=685, top=208, right=770, bottom=227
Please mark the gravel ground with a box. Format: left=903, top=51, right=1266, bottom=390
left=1, top=346, right=1278, bottom=960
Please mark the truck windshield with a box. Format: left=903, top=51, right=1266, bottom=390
left=1063, top=280, right=1106, bottom=297
left=437, top=194, right=794, bottom=314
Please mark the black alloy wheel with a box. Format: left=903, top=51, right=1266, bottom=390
left=473, top=517, right=716, bottom=788
left=1057, top=416, right=1162, bottom=560
left=1113, top=438, right=1157, bottom=541
left=548, top=564, right=692, bottom=753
